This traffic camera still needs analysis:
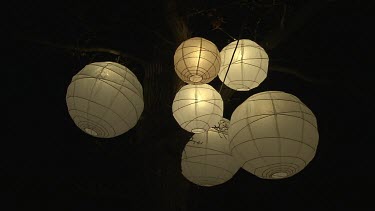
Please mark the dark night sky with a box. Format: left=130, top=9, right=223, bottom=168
left=4, top=0, right=374, bottom=210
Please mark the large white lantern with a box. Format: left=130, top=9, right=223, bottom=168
left=218, top=39, right=269, bottom=91
left=229, top=91, right=319, bottom=179
left=181, top=119, right=240, bottom=187
left=174, top=37, right=221, bottom=84
left=66, top=61, right=144, bottom=138
left=172, top=84, right=223, bottom=133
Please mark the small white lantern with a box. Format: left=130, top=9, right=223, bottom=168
left=229, top=91, right=319, bottom=179
left=66, top=61, right=144, bottom=138
left=181, top=119, right=240, bottom=187
left=174, top=37, right=221, bottom=84
left=172, top=84, right=223, bottom=133
left=218, top=39, right=269, bottom=91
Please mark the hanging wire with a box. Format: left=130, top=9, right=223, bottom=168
left=73, top=39, right=83, bottom=74
left=253, top=18, right=262, bottom=42
left=218, top=13, right=249, bottom=94
left=216, top=27, right=237, bottom=41
left=89, top=53, right=98, bottom=63
left=219, top=39, right=240, bottom=94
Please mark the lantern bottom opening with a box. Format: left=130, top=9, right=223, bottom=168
left=189, top=75, right=202, bottom=83
left=271, top=172, right=288, bottom=179
left=191, top=128, right=206, bottom=133
left=85, top=128, right=98, bottom=136
left=237, top=88, right=250, bottom=91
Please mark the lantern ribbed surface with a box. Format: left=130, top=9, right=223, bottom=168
left=181, top=119, right=240, bottom=186
left=66, top=61, right=144, bottom=138
left=218, top=39, right=269, bottom=91
left=229, top=91, right=319, bottom=179
left=174, top=37, right=221, bottom=84
left=172, top=84, right=223, bottom=133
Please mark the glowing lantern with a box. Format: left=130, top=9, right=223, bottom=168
left=66, top=61, right=144, bottom=138
left=174, top=37, right=221, bottom=84
left=181, top=119, right=240, bottom=186
left=229, top=91, right=319, bottom=179
left=218, top=39, right=269, bottom=91
left=172, top=84, right=223, bottom=133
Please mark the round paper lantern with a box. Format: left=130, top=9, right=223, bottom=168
left=172, top=84, right=223, bottom=133
left=229, top=91, right=319, bottom=179
left=66, top=61, right=144, bottom=138
left=181, top=119, right=240, bottom=186
left=174, top=37, right=221, bottom=84
left=218, top=39, right=269, bottom=91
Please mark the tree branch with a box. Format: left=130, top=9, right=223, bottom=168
left=21, top=38, right=148, bottom=65
left=260, top=0, right=329, bottom=50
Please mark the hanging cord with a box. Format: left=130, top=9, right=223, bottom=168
left=89, top=53, right=98, bottom=63
left=73, top=39, right=86, bottom=74
left=218, top=14, right=249, bottom=94
left=75, top=39, right=81, bottom=67
left=74, top=40, right=81, bottom=72
left=219, top=39, right=240, bottom=93
left=216, top=27, right=237, bottom=41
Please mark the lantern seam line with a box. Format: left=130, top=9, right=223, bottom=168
left=230, top=136, right=316, bottom=153
left=172, top=100, right=223, bottom=113
left=73, top=74, right=143, bottom=99
left=242, top=156, right=307, bottom=168
left=185, top=145, right=231, bottom=156
left=67, top=97, right=132, bottom=129
left=182, top=160, right=234, bottom=175
left=70, top=112, right=115, bottom=137
left=269, top=92, right=283, bottom=174
left=84, top=63, right=106, bottom=135
left=219, top=39, right=240, bottom=94
left=182, top=154, right=234, bottom=160
left=229, top=112, right=317, bottom=129
left=70, top=77, right=143, bottom=119
left=96, top=64, right=130, bottom=132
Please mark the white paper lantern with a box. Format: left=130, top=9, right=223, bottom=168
left=218, top=39, right=269, bottom=91
left=181, top=119, right=240, bottom=187
left=66, top=61, right=144, bottom=138
left=172, top=84, right=223, bottom=133
left=229, top=91, right=319, bottom=179
left=174, top=37, right=221, bottom=84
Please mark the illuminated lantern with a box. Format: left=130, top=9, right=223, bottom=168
left=66, top=61, right=144, bottom=138
left=172, top=84, right=223, bottom=133
left=181, top=119, right=240, bottom=186
left=229, top=91, right=319, bottom=179
left=174, top=37, right=221, bottom=84
left=218, top=39, right=269, bottom=91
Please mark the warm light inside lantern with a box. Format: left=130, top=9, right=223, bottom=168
left=219, top=39, right=269, bottom=91
left=181, top=118, right=240, bottom=186
left=229, top=91, right=319, bottom=179
left=174, top=37, right=221, bottom=84
left=66, top=61, right=144, bottom=138
left=172, top=84, right=223, bottom=133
